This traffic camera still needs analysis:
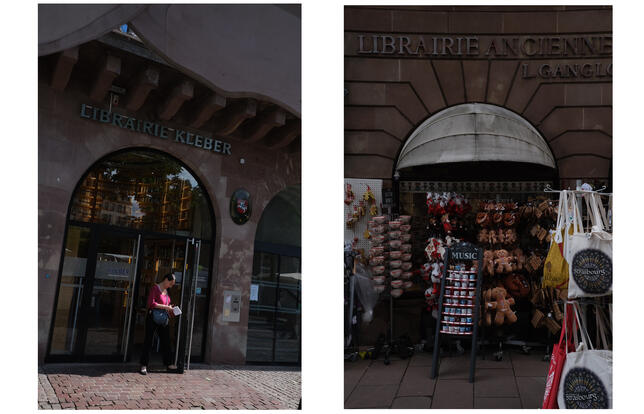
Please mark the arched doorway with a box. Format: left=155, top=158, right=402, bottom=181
left=46, top=149, right=215, bottom=368
left=246, top=185, right=301, bottom=364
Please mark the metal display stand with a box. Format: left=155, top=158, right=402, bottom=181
left=431, top=242, right=483, bottom=383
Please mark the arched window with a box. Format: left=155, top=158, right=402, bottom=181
left=247, top=185, right=301, bottom=364
left=68, top=150, right=212, bottom=239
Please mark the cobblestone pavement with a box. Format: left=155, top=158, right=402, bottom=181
left=38, top=364, right=301, bottom=410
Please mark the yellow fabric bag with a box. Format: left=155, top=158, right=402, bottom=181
left=543, top=228, right=570, bottom=288
left=543, top=191, right=571, bottom=289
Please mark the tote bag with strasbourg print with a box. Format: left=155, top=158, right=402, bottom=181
left=557, top=302, right=612, bottom=409
left=567, top=193, right=612, bottom=299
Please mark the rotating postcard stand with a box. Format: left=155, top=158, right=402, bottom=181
left=431, top=242, right=483, bottom=383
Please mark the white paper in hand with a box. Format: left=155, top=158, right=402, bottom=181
left=173, top=306, right=182, bottom=316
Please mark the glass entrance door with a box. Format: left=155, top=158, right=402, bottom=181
left=48, top=229, right=212, bottom=363
left=130, top=237, right=188, bottom=365
left=175, top=239, right=203, bottom=371
left=83, top=231, right=141, bottom=360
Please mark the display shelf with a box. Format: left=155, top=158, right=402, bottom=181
left=442, top=304, right=475, bottom=308
left=441, top=321, right=474, bottom=326
left=439, top=330, right=473, bottom=336
left=443, top=294, right=476, bottom=299
left=432, top=242, right=482, bottom=383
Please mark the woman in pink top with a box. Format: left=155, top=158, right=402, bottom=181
left=139, top=273, right=177, bottom=375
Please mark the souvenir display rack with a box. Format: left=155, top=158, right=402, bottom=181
left=431, top=242, right=483, bottom=383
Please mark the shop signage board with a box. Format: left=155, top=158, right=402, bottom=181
left=350, top=34, right=612, bottom=80
left=79, top=104, right=232, bottom=155
left=431, top=242, right=483, bottom=383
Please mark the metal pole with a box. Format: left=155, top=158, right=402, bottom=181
left=431, top=248, right=450, bottom=379
left=347, top=274, right=355, bottom=347
left=123, top=234, right=141, bottom=361
left=186, top=240, right=201, bottom=370
left=174, top=239, right=191, bottom=366
left=469, top=248, right=483, bottom=383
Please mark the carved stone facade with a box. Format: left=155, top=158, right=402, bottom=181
left=345, top=5, right=612, bottom=189
left=38, top=26, right=300, bottom=364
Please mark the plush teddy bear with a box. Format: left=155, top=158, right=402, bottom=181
left=483, top=286, right=518, bottom=326
left=494, top=249, right=514, bottom=274
left=483, top=250, right=495, bottom=276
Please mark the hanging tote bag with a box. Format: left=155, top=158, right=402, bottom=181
left=543, top=191, right=572, bottom=289
left=567, top=193, right=612, bottom=298
left=557, top=302, right=612, bottom=409
left=542, top=303, right=575, bottom=409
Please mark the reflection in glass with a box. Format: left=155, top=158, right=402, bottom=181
left=84, top=233, right=139, bottom=356
left=49, top=226, right=90, bottom=355
left=246, top=252, right=279, bottom=362
left=246, top=185, right=301, bottom=364
left=275, top=256, right=301, bottom=363
left=69, top=150, right=212, bottom=239
left=190, top=241, right=211, bottom=359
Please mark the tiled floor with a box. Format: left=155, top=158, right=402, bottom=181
left=345, top=349, right=549, bottom=409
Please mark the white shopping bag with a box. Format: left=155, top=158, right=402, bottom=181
left=567, top=192, right=612, bottom=298
left=557, top=303, right=612, bottom=409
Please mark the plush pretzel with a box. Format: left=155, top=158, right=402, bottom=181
left=493, top=212, right=503, bottom=225
left=476, top=212, right=489, bottom=227
left=530, top=224, right=541, bottom=237
left=503, top=212, right=516, bottom=227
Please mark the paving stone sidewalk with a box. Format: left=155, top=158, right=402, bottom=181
left=345, top=348, right=550, bottom=409
left=38, top=364, right=301, bottom=410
